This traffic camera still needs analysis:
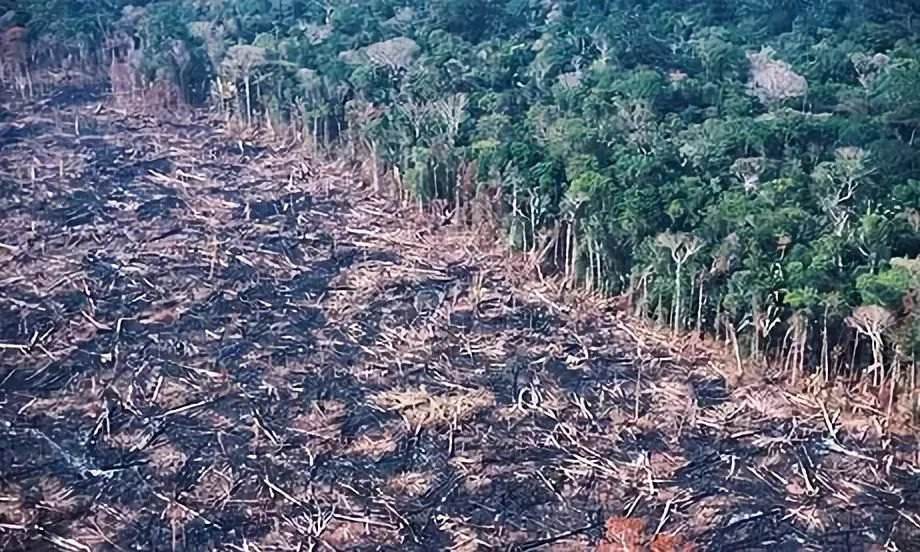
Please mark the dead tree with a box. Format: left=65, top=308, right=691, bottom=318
left=731, top=157, right=768, bottom=192
left=345, top=99, right=385, bottom=195
left=847, top=305, right=895, bottom=388
left=432, top=93, right=468, bottom=146
left=220, top=45, right=268, bottom=125
left=0, top=26, right=31, bottom=97
left=432, top=93, right=469, bottom=208
left=850, top=52, right=890, bottom=107
left=782, top=311, right=808, bottom=385
left=396, top=98, right=430, bottom=142
left=104, top=31, right=142, bottom=105
left=169, top=39, right=192, bottom=104
left=364, top=37, right=419, bottom=74
left=656, top=232, right=704, bottom=333
left=812, top=147, right=874, bottom=235
left=746, top=46, right=808, bottom=108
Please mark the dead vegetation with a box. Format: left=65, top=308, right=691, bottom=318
left=0, top=86, right=918, bottom=551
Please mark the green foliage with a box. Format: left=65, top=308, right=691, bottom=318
left=857, top=266, right=914, bottom=308
left=21, top=0, right=128, bottom=45
left=20, top=0, right=920, bottom=378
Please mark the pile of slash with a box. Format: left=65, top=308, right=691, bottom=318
left=1, top=86, right=918, bottom=551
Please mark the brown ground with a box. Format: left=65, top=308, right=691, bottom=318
left=1, top=86, right=919, bottom=551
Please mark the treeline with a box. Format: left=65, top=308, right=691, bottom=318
left=13, top=0, right=920, bottom=396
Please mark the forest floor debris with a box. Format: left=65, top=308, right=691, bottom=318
left=1, top=89, right=918, bottom=551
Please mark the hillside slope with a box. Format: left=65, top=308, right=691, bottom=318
left=9, top=1, right=920, bottom=384
left=0, top=89, right=918, bottom=550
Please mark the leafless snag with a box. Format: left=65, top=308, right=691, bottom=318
left=169, top=39, right=192, bottom=104
left=782, top=310, right=808, bottom=386
left=364, top=37, right=420, bottom=73
left=395, top=98, right=430, bottom=142
left=431, top=93, right=468, bottom=146
left=1, top=26, right=32, bottom=97
left=345, top=99, right=386, bottom=194
left=614, top=99, right=655, bottom=151
left=812, top=147, right=874, bottom=235
left=731, top=156, right=768, bottom=192
left=105, top=30, right=143, bottom=106
left=746, top=46, right=808, bottom=108
left=656, top=232, right=704, bottom=333
left=850, top=52, right=890, bottom=91
left=847, top=305, right=895, bottom=387
left=220, top=45, right=268, bottom=125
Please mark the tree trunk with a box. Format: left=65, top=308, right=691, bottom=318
left=595, top=239, right=603, bottom=291
left=569, top=222, right=578, bottom=289
left=530, top=192, right=538, bottom=253
left=455, top=167, right=462, bottom=224
left=851, top=332, right=860, bottom=380
left=821, top=308, right=830, bottom=382
left=587, top=238, right=598, bottom=290
left=244, top=75, right=252, bottom=126
left=871, top=333, right=884, bottom=387
left=673, top=261, right=683, bottom=333
left=696, top=273, right=704, bottom=336
left=797, top=322, right=807, bottom=386
left=313, top=117, right=319, bottom=152
left=729, top=321, right=743, bottom=378
left=370, top=139, right=380, bottom=194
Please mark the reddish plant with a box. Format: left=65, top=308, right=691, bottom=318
left=650, top=533, right=694, bottom=552
left=597, top=517, right=694, bottom=552
left=598, top=517, right=645, bottom=551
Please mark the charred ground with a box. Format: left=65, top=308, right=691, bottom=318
left=0, top=89, right=918, bottom=551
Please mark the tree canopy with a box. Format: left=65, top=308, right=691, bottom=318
left=15, top=0, right=920, bottom=385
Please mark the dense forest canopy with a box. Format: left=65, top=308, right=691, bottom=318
left=10, top=0, right=920, bottom=388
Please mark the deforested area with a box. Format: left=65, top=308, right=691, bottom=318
left=1, top=1, right=919, bottom=550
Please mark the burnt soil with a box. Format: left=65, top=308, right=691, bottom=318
left=1, top=88, right=919, bottom=551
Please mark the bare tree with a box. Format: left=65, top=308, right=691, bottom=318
left=891, top=256, right=920, bottom=275
left=656, top=232, right=705, bottom=333
left=294, top=68, right=326, bottom=147
left=614, top=100, right=655, bottom=152
left=300, top=22, right=333, bottom=45
left=1, top=26, right=32, bottom=97
left=544, top=1, right=564, bottom=24
left=109, top=57, right=136, bottom=104
left=311, top=0, right=337, bottom=25
left=364, top=37, right=420, bottom=73
left=850, top=52, right=890, bottom=92
left=104, top=30, right=143, bottom=105
left=746, top=46, right=808, bottom=108
left=731, top=157, right=768, bottom=192
left=557, top=69, right=583, bottom=90
left=345, top=99, right=385, bottom=194
left=589, top=26, right=612, bottom=66
left=753, top=301, right=781, bottom=362
left=220, top=45, right=268, bottom=125
left=782, top=311, right=808, bottom=385
left=812, top=146, right=873, bottom=235
left=396, top=99, right=430, bottom=142
left=901, top=208, right=920, bottom=233
left=633, top=264, right=655, bottom=319
left=847, top=305, right=895, bottom=386
left=169, top=39, right=192, bottom=104
left=432, top=93, right=468, bottom=146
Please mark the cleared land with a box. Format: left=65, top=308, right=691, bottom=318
left=0, top=87, right=918, bottom=551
